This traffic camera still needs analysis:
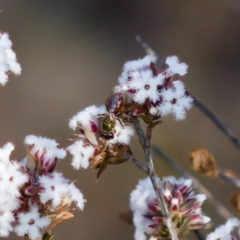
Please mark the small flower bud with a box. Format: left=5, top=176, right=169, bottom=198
left=24, top=185, right=38, bottom=197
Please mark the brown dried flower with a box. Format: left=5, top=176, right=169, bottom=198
left=190, top=149, right=218, bottom=176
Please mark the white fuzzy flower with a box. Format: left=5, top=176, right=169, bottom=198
left=130, top=178, right=157, bottom=240
left=207, top=218, right=240, bottom=240
left=14, top=206, right=51, bottom=240
left=39, top=171, right=85, bottom=210
left=24, top=135, right=66, bottom=172
left=69, top=105, right=106, bottom=131
left=0, top=143, right=29, bottom=237
left=108, top=120, right=134, bottom=145
left=0, top=211, right=15, bottom=237
left=117, top=55, right=192, bottom=120
left=68, top=140, right=95, bottom=169
left=0, top=32, right=21, bottom=85
left=157, top=81, right=193, bottom=120
left=165, top=56, right=188, bottom=76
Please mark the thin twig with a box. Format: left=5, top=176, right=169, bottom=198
left=218, top=169, right=240, bottom=189
left=192, top=95, right=240, bottom=151
left=135, top=35, right=158, bottom=59
left=152, top=145, right=234, bottom=220
left=133, top=117, right=179, bottom=240
left=146, top=126, right=179, bottom=240
left=133, top=116, right=145, bottom=147
left=128, top=154, right=148, bottom=173
left=193, top=229, right=205, bottom=240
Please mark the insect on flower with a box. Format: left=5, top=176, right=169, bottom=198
left=99, top=92, right=130, bottom=140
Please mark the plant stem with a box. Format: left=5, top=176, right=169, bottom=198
left=133, top=117, right=179, bottom=240
left=193, top=229, right=205, bottom=240
left=192, top=95, right=240, bottom=152
left=128, top=154, right=148, bottom=173
left=218, top=169, right=240, bottom=189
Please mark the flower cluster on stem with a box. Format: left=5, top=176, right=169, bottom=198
left=0, top=135, right=85, bottom=240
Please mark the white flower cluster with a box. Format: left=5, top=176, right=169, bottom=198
left=206, top=218, right=240, bottom=240
left=68, top=105, right=134, bottom=170
left=130, top=177, right=210, bottom=240
left=39, top=171, right=85, bottom=210
left=0, top=136, right=85, bottom=240
left=118, top=55, right=192, bottom=120
left=0, top=32, right=21, bottom=85
left=0, top=143, right=28, bottom=237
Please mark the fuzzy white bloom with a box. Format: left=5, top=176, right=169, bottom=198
left=69, top=105, right=106, bottom=131
left=118, top=55, right=192, bottom=121
left=165, top=56, right=188, bottom=76
left=0, top=32, right=21, bottom=85
left=14, top=206, right=51, bottom=240
left=206, top=218, right=240, bottom=240
left=0, top=143, right=29, bottom=237
left=157, top=81, right=193, bottom=120
left=108, top=121, right=134, bottom=145
left=68, top=140, right=95, bottom=169
left=119, top=55, right=157, bottom=87
left=130, top=178, right=158, bottom=240
left=39, top=171, right=85, bottom=210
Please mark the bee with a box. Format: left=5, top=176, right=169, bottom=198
left=99, top=92, right=126, bottom=140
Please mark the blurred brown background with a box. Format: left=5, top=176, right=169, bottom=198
left=0, top=0, right=240, bottom=239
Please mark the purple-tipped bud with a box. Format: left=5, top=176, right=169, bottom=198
left=148, top=203, right=159, bottom=213
left=89, top=121, right=98, bottom=133
left=25, top=185, right=38, bottom=197
left=148, top=224, right=159, bottom=229
left=164, top=189, right=172, bottom=202
left=44, top=158, right=51, bottom=169
left=171, top=198, right=179, bottom=211
left=152, top=216, right=164, bottom=224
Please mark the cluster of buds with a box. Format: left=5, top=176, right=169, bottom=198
left=0, top=32, right=21, bottom=86
left=130, top=177, right=210, bottom=240
left=68, top=99, right=134, bottom=179
left=117, top=55, right=192, bottom=121
left=0, top=135, right=85, bottom=240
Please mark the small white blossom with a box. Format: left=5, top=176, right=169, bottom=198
left=165, top=55, right=188, bottom=76
left=207, top=218, right=240, bottom=240
left=0, top=32, right=21, bottom=85
left=0, top=211, right=15, bottom=237
left=68, top=140, right=95, bottom=169
left=0, top=143, right=29, bottom=236
left=69, top=105, right=106, bottom=131
left=14, top=206, right=51, bottom=240
left=39, top=171, right=85, bottom=210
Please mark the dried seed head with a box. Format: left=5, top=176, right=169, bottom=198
left=190, top=149, right=218, bottom=176
left=230, top=193, right=240, bottom=213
